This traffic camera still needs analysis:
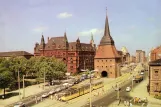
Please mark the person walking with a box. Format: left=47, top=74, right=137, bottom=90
left=118, top=98, right=121, bottom=106
left=124, top=100, right=127, bottom=106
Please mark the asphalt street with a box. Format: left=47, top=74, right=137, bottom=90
left=83, top=71, right=147, bottom=107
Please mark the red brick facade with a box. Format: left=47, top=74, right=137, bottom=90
left=150, top=46, right=161, bottom=61
left=34, top=33, right=95, bottom=74
left=94, top=13, right=121, bottom=78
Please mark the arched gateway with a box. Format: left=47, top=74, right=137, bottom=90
left=101, top=71, right=108, bottom=77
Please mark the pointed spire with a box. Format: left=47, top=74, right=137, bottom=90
left=91, top=32, right=94, bottom=41
left=90, top=32, right=94, bottom=47
left=76, top=37, right=80, bottom=43
left=64, top=31, right=68, bottom=42
left=40, top=33, right=45, bottom=45
left=100, top=8, right=114, bottom=45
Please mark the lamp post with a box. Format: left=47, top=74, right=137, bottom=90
left=43, top=69, right=46, bottom=90
left=23, top=75, right=25, bottom=98
left=18, top=70, right=21, bottom=100
left=81, top=69, right=98, bottom=107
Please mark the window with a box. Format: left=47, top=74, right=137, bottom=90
left=97, top=60, right=99, bottom=62
left=102, top=60, right=103, bottom=62
left=110, top=60, right=112, bottom=62
left=110, top=66, right=112, bottom=68
left=102, top=66, right=103, bottom=68
left=106, top=66, right=107, bottom=68
left=97, top=66, right=99, bottom=68
left=154, top=71, right=159, bottom=76
left=70, top=66, right=73, bottom=68
left=106, top=60, right=107, bottom=62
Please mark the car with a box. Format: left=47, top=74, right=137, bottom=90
left=42, top=93, right=49, bottom=98
left=14, top=102, right=25, bottom=107
left=55, top=87, right=61, bottom=92
left=140, top=72, right=144, bottom=75
left=49, top=90, right=56, bottom=95
left=126, top=87, right=131, bottom=92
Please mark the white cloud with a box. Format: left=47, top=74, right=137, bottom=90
left=57, top=12, right=73, bottom=19
left=78, top=28, right=104, bottom=36
left=33, top=26, right=48, bottom=32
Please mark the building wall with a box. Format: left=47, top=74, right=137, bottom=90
left=136, top=50, right=145, bottom=63
left=35, top=47, right=95, bottom=74
left=130, top=56, right=136, bottom=63
left=149, top=66, right=161, bottom=95
left=94, top=58, right=120, bottom=78
left=151, top=49, right=161, bottom=61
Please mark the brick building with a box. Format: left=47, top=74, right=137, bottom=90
left=94, top=12, right=121, bottom=78
left=0, top=51, right=33, bottom=59
left=136, top=50, right=146, bottom=63
left=150, top=46, right=161, bottom=61
left=34, top=32, right=95, bottom=74
left=118, top=46, right=130, bottom=64
left=149, top=58, right=161, bottom=95
left=129, top=56, right=136, bottom=63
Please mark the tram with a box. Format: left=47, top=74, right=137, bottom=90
left=60, top=81, right=103, bottom=101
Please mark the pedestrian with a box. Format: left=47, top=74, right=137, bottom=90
left=41, top=96, right=43, bottom=101
left=118, top=98, right=121, bottom=106
left=35, top=96, right=37, bottom=104
left=124, top=100, right=127, bottom=106
left=50, top=95, right=53, bottom=100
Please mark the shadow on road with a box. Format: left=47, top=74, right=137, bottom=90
left=0, top=92, right=19, bottom=99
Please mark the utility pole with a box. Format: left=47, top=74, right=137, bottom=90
left=132, top=76, right=134, bottom=92
left=89, top=69, right=92, bottom=107
left=18, top=70, right=21, bottom=100
left=116, top=84, right=120, bottom=100
left=23, top=75, right=25, bottom=98
left=44, top=69, right=46, bottom=90
left=84, top=60, right=85, bottom=70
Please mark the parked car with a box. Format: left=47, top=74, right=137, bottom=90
left=49, top=90, right=56, bottom=95
left=140, top=72, right=144, bottom=75
left=14, top=102, right=25, bottom=107
left=126, top=87, right=131, bottom=92
left=42, top=93, right=49, bottom=98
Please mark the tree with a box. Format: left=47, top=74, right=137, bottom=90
left=0, top=64, right=14, bottom=99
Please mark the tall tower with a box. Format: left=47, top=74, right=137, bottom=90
left=94, top=9, right=121, bottom=78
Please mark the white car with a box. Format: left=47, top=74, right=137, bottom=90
left=126, top=87, right=131, bottom=92
left=42, top=93, right=49, bottom=98
left=49, top=90, right=56, bottom=95
left=14, top=102, right=25, bottom=107
left=140, top=72, right=144, bottom=75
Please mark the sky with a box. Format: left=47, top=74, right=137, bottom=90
left=0, top=0, right=161, bottom=55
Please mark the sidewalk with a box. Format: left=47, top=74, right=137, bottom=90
left=0, top=83, right=54, bottom=107
left=108, top=76, right=161, bottom=107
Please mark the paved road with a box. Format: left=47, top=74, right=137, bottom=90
left=83, top=70, right=147, bottom=107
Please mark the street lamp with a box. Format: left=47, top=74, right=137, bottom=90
left=18, top=70, right=21, bottom=100
left=81, top=69, right=98, bottom=107
left=23, top=75, right=25, bottom=98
